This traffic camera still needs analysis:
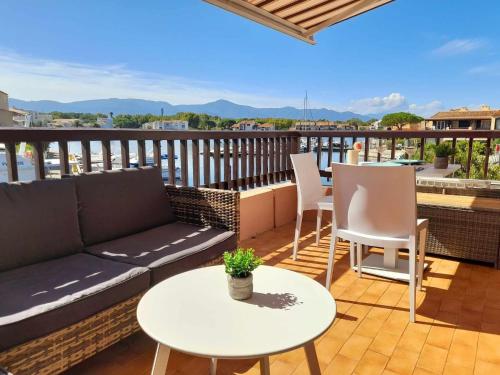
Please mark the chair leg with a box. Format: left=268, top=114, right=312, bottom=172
left=316, top=209, right=322, bottom=246
left=418, top=227, right=427, bottom=291
left=349, top=241, right=355, bottom=269
left=293, top=211, right=303, bottom=261
left=325, top=232, right=337, bottom=288
left=357, top=243, right=363, bottom=278
left=409, top=238, right=417, bottom=323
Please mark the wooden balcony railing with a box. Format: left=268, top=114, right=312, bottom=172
left=0, top=128, right=498, bottom=188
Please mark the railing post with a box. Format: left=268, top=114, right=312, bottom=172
left=364, top=137, right=369, bottom=162
left=280, top=137, right=286, bottom=181
left=153, top=140, right=161, bottom=167
left=192, top=139, right=200, bottom=188
left=241, top=138, right=248, bottom=190
left=58, top=141, right=70, bottom=176
left=466, top=138, right=473, bottom=178
left=339, top=137, right=345, bottom=163
left=263, top=138, right=269, bottom=185
left=82, top=140, right=92, bottom=172
left=327, top=137, right=333, bottom=168
left=101, top=140, right=112, bottom=171
left=256, top=137, right=262, bottom=187
left=203, top=139, right=210, bottom=187
left=269, top=137, right=275, bottom=184
left=167, top=140, right=176, bottom=185
left=248, top=138, right=255, bottom=188
left=316, top=136, right=322, bottom=168
left=419, top=138, right=425, bottom=161
left=137, top=140, right=146, bottom=167
left=232, top=138, right=239, bottom=190
left=451, top=138, right=457, bottom=165
left=33, top=142, right=45, bottom=180
left=180, top=139, right=188, bottom=187
left=214, top=139, right=222, bottom=189
left=5, top=142, right=18, bottom=182
left=223, top=138, right=231, bottom=190
left=483, top=138, right=491, bottom=179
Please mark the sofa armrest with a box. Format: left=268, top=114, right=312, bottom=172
left=165, top=185, right=240, bottom=240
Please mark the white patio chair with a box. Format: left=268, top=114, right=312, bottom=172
left=326, top=163, right=428, bottom=322
left=290, top=153, right=333, bottom=260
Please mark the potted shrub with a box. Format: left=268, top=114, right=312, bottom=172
left=223, top=248, right=263, bottom=300
left=432, top=142, right=455, bottom=169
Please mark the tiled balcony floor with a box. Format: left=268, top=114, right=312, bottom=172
left=70, top=221, right=500, bottom=375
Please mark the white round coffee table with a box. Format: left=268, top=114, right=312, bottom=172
left=137, top=265, right=336, bottom=375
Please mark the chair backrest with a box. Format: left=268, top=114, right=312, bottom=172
left=331, top=163, right=417, bottom=238
left=290, top=153, right=323, bottom=210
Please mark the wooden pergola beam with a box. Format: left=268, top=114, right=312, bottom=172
left=204, top=0, right=394, bottom=43
left=204, top=0, right=316, bottom=44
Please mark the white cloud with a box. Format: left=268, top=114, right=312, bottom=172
left=0, top=49, right=295, bottom=107
left=408, top=100, right=443, bottom=117
left=468, top=62, right=500, bottom=77
left=346, top=93, right=407, bottom=115
left=432, top=38, right=487, bottom=57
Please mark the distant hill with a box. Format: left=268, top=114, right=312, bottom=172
left=10, top=98, right=374, bottom=121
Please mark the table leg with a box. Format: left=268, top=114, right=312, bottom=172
left=383, top=247, right=398, bottom=268
left=151, top=344, right=170, bottom=375
left=209, top=358, right=217, bottom=375
left=304, top=342, right=321, bottom=375
left=260, top=357, right=270, bottom=375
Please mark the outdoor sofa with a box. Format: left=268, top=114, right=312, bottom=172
left=0, top=167, right=239, bottom=374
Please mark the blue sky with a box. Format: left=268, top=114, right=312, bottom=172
left=0, top=0, right=499, bottom=116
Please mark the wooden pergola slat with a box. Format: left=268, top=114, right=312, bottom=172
left=204, top=0, right=394, bottom=43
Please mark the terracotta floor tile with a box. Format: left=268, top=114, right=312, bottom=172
left=370, top=331, right=401, bottom=357
left=447, top=343, right=476, bottom=369
left=443, top=362, right=473, bottom=375
left=385, top=348, right=419, bottom=375
left=338, top=334, right=373, bottom=361
left=353, top=349, right=389, bottom=375
left=474, top=360, right=500, bottom=375
left=476, top=332, right=500, bottom=365
left=426, top=325, right=454, bottom=350
left=354, top=317, right=386, bottom=338
left=323, top=354, right=358, bottom=375
left=397, top=324, right=429, bottom=353
left=416, top=344, right=448, bottom=374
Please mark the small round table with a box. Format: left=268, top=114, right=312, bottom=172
left=137, top=265, right=336, bottom=375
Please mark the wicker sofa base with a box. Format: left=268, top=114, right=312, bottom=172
left=417, top=205, right=500, bottom=267
left=0, top=255, right=225, bottom=375
left=0, top=293, right=143, bottom=375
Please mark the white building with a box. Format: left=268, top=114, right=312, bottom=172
left=231, top=121, right=275, bottom=131
left=0, top=90, right=16, bottom=127
left=96, top=114, right=113, bottom=128
left=142, top=120, right=188, bottom=131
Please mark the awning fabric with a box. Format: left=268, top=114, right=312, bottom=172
left=204, top=0, right=394, bottom=44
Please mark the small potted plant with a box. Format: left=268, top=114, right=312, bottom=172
left=432, top=142, right=455, bottom=169
left=223, top=248, right=263, bottom=300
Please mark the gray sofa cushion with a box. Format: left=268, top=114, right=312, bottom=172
left=0, top=253, right=150, bottom=351
left=0, top=179, right=83, bottom=272
left=73, top=167, right=176, bottom=246
left=86, top=222, right=236, bottom=284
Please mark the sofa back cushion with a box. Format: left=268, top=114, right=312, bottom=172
left=0, top=179, right=83, bottom=272
left=74, top=167, right=176, bottom=246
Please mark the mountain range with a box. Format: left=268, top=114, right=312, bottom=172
left=10, top=98, right=374, bottom=121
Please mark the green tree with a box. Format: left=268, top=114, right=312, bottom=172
left=380, top=112, right=423, bottom=130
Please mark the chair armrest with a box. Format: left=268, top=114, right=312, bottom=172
left=165, top=185, right=240, bottom=240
